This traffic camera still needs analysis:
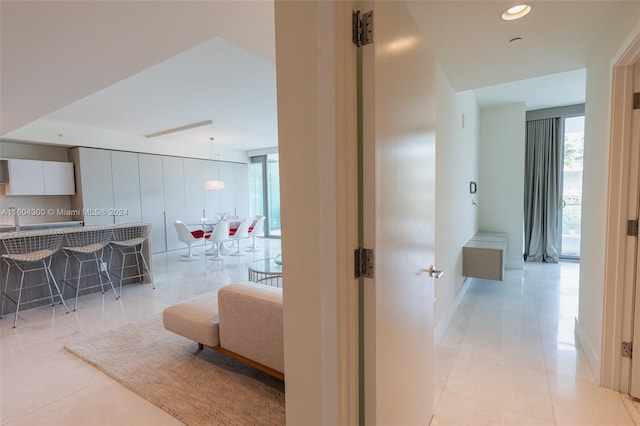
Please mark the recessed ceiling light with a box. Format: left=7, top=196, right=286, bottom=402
left=502, top=4, right=531, bottom=21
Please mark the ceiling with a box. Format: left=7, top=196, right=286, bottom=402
left=1, top=1, right=638, bottom=152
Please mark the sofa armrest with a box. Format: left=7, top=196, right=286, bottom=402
left=218, top=283, right=284, bottom=374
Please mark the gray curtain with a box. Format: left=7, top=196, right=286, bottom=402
left=524, top=118, right=561, bottom=263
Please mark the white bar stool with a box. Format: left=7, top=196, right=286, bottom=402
left=109, top=224, right=154, bottom=297
left=1, top=231, right=69, bottom=327
left=61, top=227, right=118, bottom=311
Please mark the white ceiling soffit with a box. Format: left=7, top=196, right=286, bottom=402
left=44, top=37, right=278, bottom=151
left=0, top=0, right=275, bottom=135
left=473, top=69, right=586, bottom=111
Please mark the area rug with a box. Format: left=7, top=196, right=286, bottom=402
left=64, top=314, right=285, bottom=425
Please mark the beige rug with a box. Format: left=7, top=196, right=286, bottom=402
left=64, top=314, right=285, bottom=425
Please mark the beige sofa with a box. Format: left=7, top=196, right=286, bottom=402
left=162, top=282, right=284, bottom=380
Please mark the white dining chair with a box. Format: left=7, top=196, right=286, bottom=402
left=173, top=220, right=202, bottom=261
left=246, top=215, right=266, bottom=252
left=200, top=217, right=215, bottom=253
left=208, top=221, right=230, bottom=261
left=229, top=218, right=252, bottom=256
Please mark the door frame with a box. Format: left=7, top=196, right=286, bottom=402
left=602, top=24, right=640, bottom=392
left=274, top=1, right=359, bottom=424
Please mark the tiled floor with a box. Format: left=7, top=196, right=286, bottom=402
left=433, top=262, right=640, bottom=426
left=0, top=238, right=282, bottom=425
left=1, top=244, right=639, bottom=425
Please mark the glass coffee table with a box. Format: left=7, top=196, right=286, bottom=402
left=248, top=257, right=283, bottom=287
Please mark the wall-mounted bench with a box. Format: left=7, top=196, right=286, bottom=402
left=463, top=232, right=507, bottom=281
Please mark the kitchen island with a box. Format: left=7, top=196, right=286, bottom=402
left=0, top=223, right=153, bottom=317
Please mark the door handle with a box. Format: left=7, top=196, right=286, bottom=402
left=423, top=265, right=444, bottom=279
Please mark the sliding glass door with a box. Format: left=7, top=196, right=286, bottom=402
left=559, top=115, right=584, bottom=259
left=250, top=154, right=281, bottom=238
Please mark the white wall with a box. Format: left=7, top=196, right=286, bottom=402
left=478, top=104, right=525, bottom=270
left=434, top=65, right=479, bottom=336
left=275, top=1, right=357, bottom=424
left=576, top=34, right=631, bottom=380
left=575, top=46, right=610, bottom=382
left=576, top=5, right=640, bottom=382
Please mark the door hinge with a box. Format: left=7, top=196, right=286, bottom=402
left=352, top=10, right=373, bottom=47
left=628, top=219, right=639, bottom=237
left=354, top=247, right=374, bottom=278
left=634, top=92, right=640, bottom=109
left=623, top=341, right=633, bottom=358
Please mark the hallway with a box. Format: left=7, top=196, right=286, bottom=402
left=433, top=262, right=639, bottom=425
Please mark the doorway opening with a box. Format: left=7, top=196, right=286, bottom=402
left=559, top=115, right=585, bottom=260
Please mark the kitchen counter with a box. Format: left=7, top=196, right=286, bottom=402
left=0, top=222, right=153, bottom=317
left=0, top=220, right=84, bottom=233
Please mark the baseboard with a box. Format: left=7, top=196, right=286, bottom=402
left=434, top=277, right=472, bottom=347
left=575, top=317, right=601, bottom=382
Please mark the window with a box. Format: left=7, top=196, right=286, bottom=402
left=559, top=115, right=584, bottom=259
left=250, top=154, right=281, bottom=237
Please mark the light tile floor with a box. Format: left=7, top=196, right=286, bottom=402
left=1, top=238, right=282, bottom=425
left=1, top=245, right=639, bottom=425
left=433, top=261, right=640, bottom=426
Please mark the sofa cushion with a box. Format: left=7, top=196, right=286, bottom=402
left=162, top=291, right=220, bottom=347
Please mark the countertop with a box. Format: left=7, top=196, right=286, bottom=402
left=0, top=221, right=84, bottom=233
left=0, top=222, right=149, bottom=239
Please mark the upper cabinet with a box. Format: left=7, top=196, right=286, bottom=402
left=3, top=159, right=75, bottom=195
left=43, top=161, right=75, bottom=195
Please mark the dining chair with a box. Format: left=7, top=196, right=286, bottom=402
left=246, top=215, right=266, bottom=252
left=229, top=218, right=252, bottom=256
left=200, top=217, right=215, bottom=252
left=173, top=220, right=203, bottom=261
left=208, top=221, right=230, bottom=261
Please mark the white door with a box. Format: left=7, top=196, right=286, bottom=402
left=628, top=62, right=640, bottom=398
left=361, top=1, right=437, bottom=424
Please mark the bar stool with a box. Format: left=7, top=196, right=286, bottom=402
left=1, top=231, right=69, bottom=327
left=61, top=227, right=117, bottom=311
left=109, top=223, right=154, bottom=297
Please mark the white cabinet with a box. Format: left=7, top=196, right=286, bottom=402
left=219, top=162, right=236, bottom=216
left=6, top=159, right=44, bottom=195
left=71, top=147, right=249, bottom=253
left=162, top=156, right=186, bottom=251
left=111, top=151, right=142, bottom=224
left=233, top=163, right=249, bottom=218
left=4, top=159, right=75, bottom=196
left=202, top=160, right=222, bottom=219
left=43, top=161, right=75, bottom=195
left=183, top=158, right=204, bottom=224
left=73, top=148, right=115, bottom=226
left=139, top=154, right=166, bottom=254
